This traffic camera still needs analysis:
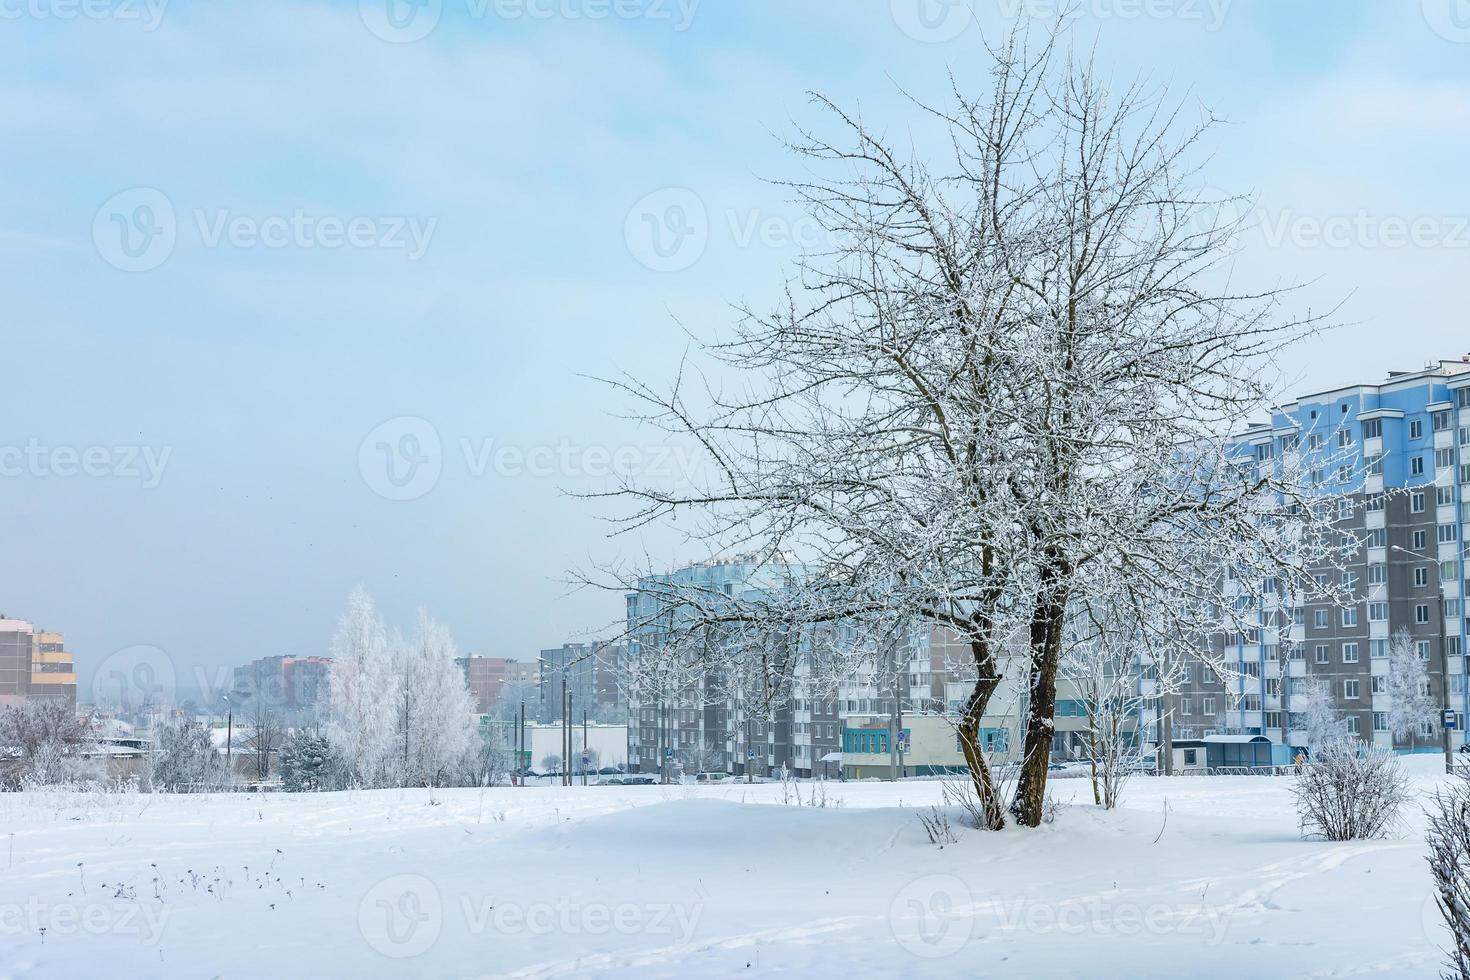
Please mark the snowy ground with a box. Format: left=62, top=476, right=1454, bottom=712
left=0, top=758, right=1459, bottom=979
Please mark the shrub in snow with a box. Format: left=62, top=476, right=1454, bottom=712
left=917, top=806, right=957, bottom=847
left=1427, top=775, right=1470, bottom=979
left=1290, top=738, right=1409, bottom=841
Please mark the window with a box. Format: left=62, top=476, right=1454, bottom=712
left=1440, top=523, right=1459, bottom=544
left=1460, top=389, right=1470, bottom=409
left=1314, top=609, right=1329, bottom=629
left=1183, top=748, right=1198, bottom=766
left=1434, top=409, right=1453, bottom=431
left=1413, top=491, right=1427, bottom=514
left=1309, top=433, right=1324, bottom=450
left=1416, top=604, right=1431, bottom=624
left=1414, top=530, right=1428, bottom=551
left=1366, top=492, right=1385, bottom=512
left=1344, top=679, right=1360, bottom=699
left=1373, top=712, right=1389, bottom=733
left=1439, top=448, right=1457, bottom=471
left=1342, top=607, right=1359, bottom=627
left=1202, top=697, right=1217, bottom=715
left=1372, top=676, right=1387, bottom=695
left=1256, top=442, right=1274, bottom=461
left=1368, top=564, right=1386, bottom=585
left=1363, top=418, right=1383, bottom=439
left=1338, top=464, right=1353, bottom=483
left=1181, top=664, right=1192, bottom=683
left=1346, top=716, right=1362, bottom=735
left=1181, top=697, right=1193, bottom=715
left=1367, top=453, right=1386, bottom=476
left=1418, top=640, right=1432, bottom=660
left=1441, top=485, right=1457, bottom=506
left=1342, top=570, right=1358, bottom=591
left=1367, top=528, right=1387, bottom=549
left=1342, top=642, right=1359, bottom=663
left=1368, top=602, right=1389, bottom=622
left=1371, top=639, right=1388, bottom=659
left=1315, top=644, right=1330, bottom=665
left=1445, top=560, right=1461, bottom=582
left=1339, top=428, right=1352, bottom=447
left=1412, top=419, right=1425, bottom=440
left=1412, top=456, right=1426, bottom=477
left=1416, top=566, right=1430, bottom=588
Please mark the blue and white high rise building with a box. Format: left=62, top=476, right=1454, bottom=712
left=1172, top=355, right=1470, bottom=758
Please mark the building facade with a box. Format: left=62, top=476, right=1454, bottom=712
left=230, top=655, right=331, bottom=721
left=623, top=560, right=1028, bottom=779
left=1169, top=357, right=1470, bottom=758
left=538, top=643, right=625, bottom=721
left=0, top=618, right=77, bottom=712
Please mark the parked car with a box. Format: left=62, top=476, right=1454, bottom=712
left=695, top=772, right=731, bottom=783
left=599, top=775, right=627, bottom=785
left=623, top=774, right=657, bottom=785
left=597, top=767, right=622, bottom=776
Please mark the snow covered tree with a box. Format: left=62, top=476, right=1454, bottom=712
left=279, top=729, right=344, bottom=792
left=325, top=587, right=396, bottom=787
left=1292, top=680, right=1345, bottom=757
left=1388, top=627, right=1436, bottom=746
left=587, top=23, right=1353, bottom=827
left=1061, top=598, right=1156, bottom=808
left=394, top=610, right=476, bottom=787
left=151, top=722, right=227, bottom=792
left=0, top=700, right=95, bottom=785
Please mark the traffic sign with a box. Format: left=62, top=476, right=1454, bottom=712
left=1445, top=709, right=1458, bottom=730
left=664, top=748, right=674, bottom=759
left=746, top=749, right=757, bottom=760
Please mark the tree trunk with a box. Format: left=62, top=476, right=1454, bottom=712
left=954, top=638, right=1006, bottom=830
left=1013, top=569, right=1068, bottom=827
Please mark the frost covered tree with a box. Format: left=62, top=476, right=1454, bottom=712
left=279, top=729, right=344, bottom=792
left=151, top=722, right=227, bottom=792
left=587, top=24, right=1352, bottom=827
left=1061, top=598, right=1158, bottom=808
left=0, top=700, right=95, bottom=785
left=1292, top=680, right=1345, bottom=757
left=326, top=587, right=396, bottom=786
left=394, top=610, right=476, bottom=787
left=1387, top=628, right=1436, bottom=746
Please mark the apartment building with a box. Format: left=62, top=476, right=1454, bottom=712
left=1170, top=356, right=1470, bottom=758
left=230, top=655, right=331, bottom=721
left=624, top=559, right=1028, bottom=778
left=538, top=642, right=625, bottom=721
left=0, top=618, right=78, bottom=712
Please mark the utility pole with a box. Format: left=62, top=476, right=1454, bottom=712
left=582, top=709, right=588, bottom=786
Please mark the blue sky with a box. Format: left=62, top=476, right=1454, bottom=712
left=3, top=0, right=1469, bottom=699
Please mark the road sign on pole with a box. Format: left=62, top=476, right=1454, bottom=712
left=1445, top=709, right=1458, bottom=730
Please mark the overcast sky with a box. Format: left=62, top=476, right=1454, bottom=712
left=3, top=1, right=1468, bottom=701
